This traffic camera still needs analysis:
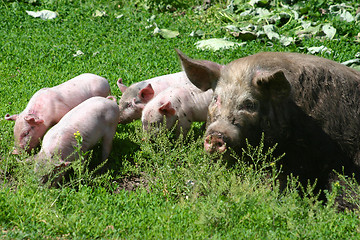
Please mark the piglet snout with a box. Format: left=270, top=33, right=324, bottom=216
left=204, top=133, right=226, bottom=153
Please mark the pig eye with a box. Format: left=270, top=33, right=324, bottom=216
left=240, top=99, right=257, bottom=112
left=126, top=102, right=132, bottom=108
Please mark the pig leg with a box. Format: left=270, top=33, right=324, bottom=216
left=40, top=160, right=72, bottom=186
left=96, top=127, right=117, bottom=173
left=176, top=121, right=191, bottom=137
left=101, top=135, right=114, bottom=162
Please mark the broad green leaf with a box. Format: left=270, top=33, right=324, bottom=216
left=342, top=59, right=360, bottom=71
left=307, top=46, right=332, bottom=55
left=73, top=50, right=84, bottom=57
left=291, top=10, right=299, bottom=20
left=226, top=0, right=236, bottom=13
left=231, top=31, right=258, bottom=41
left=195, top=38, right=244, bottom=51
left=322, top=24, right=336, bottom=40
left=153, top=27, right=161, bottom=35
left=147, top=15, right=156, bottom=22
left=255, top=8, right=270, bottom=18
left=329, top=3, right=353, bottom=14
left=352, top=65, right=360, bottom=71
left=154, top=28, right=179, bottom=39
left=356, top=13, right=360, bottom=21
left=263, top=24, right=280, bottom=40
left=256, top=30, right=266, bottom=39
left=339, top=10, right=354, bottom=22
left=93, top=10, right=107, bottom=17
left=26, top=10, right=57, bottom=20
left=224, top=25, right=240, bottom=32
left=296, top=22, right=320, bottom=38
left=189, top=30, right=205, bottom=37
left=279, top=36, right=294, bottom=46
left=341, top=59, right=360, bottom=67
left=249, top=0, right=269, bottom=7
left=301, top=21, right=312, bottom=29
left=240, top=24, right=257, bottom=31
left=240, top=9, right=252, bottom=17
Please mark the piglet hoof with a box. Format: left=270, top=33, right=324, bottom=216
left=41, top=161, right=72, bottom=187
left=12, top=148, right=20, bottom=155
left=204, top=134, right=226, bottom=153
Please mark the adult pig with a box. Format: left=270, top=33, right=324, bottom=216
left=34, top=96, right=119, bottom=168
left=141, top=86, right=213, bottom=136
left=177, top=49, right=360, bottom=195
left=117, top=71, right=197, bottom=124
left=5, top=73, right=110, bottom=153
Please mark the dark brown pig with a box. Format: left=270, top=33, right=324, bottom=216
left=5, top=73, right=110, bottom=153
left=117, top=71, right=198, bottom=124
left=177, top=49, right=360, bottom=197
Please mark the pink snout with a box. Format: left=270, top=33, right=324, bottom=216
left=204, top=133, right=227, bottom=153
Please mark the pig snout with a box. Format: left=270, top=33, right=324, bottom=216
left=204, top=133, right=227, bottom=153
left=204, top=120, right=241, bottom=154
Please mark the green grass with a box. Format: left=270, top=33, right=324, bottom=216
left=1, top=0, right=360, bottom=238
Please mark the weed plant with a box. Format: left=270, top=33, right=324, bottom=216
left=1, top=0, right=360, bottom=238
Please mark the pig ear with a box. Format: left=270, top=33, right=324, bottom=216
left=159, top=102, right=176, bottom=116
left=131, top=98, right=143, bottom=110
left=117, top=78, right=128, bottom=93
left=175, top=49, right=222, bottom=91
left=5, top=113, right=18, bottom=121
left=253, top=70, right=291, bottom=101
left=24, top=114, right=44, bottom=125
left=138, top=84, right=154, bottom=103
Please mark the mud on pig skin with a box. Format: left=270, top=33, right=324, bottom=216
left=141, top=86, right=213, bottom=136
left=5, top=73, right=110, bottom=154
left=34, top=96, right=119, bottom=171
left=177, top=49, right=360, bottom=198
left=117, top=71, right=198, bottom=124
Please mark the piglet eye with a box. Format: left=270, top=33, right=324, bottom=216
left=213, top=95, right=218, bottom=102
left=23, top=131, right=30, bottom=137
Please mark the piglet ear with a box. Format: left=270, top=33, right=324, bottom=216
left=24, top=114, right=44, bottom=125
left=252, top=70, right=291, bottom=101
left=175, top=49, right=223, bottom=91
left=159, top=102, right=176, bottom=116
left=117, top=78, right=128, bottom=93
left=138, top=84, right=154, bottom=103
left=106, top=95, right=117, bottom=102
left=4, top=113, right=18, bottom=121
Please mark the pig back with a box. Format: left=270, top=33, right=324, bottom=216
left=53, top=73, right=111, bottom=108
left=283, top=53, right=360, bottom=163
left=40, top=97, right=119, bottom=161
left=143, top=71, right=191, bottom=93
